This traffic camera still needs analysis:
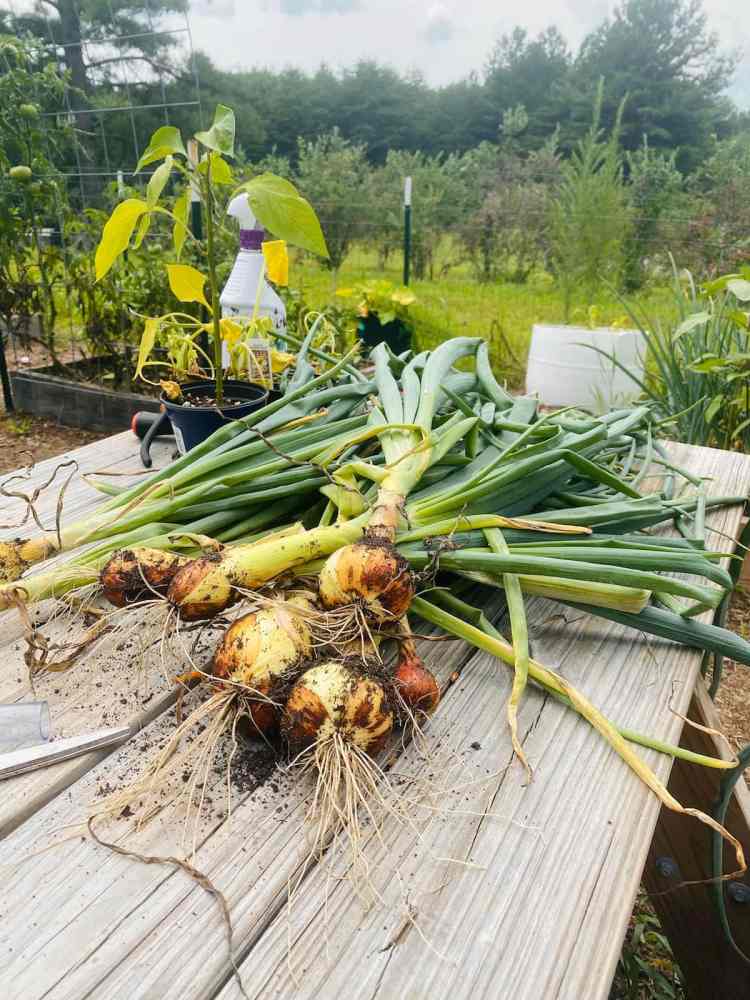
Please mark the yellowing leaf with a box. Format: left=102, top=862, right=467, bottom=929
left=198, top=151, right=233, bottom=185
left=390, top=288, right=416, bottom=306
left=172, top=188, right=189, bottom=259
left=135, top=317, right=160, bottom=380
left=159, top=379, right=183, bottom=401
left=195, top=104, right=235, bottom=157
left=95, top=198, right=149, bottom=281
left=167, top=264, right=210, bottom=309
left=237, top=173, right=328, bottom=258
left=146, top=155, right=172, bottom=207
left=133, top=211, right=151, bottom=250
left=136, top=126, right=186, bottom=173
left=220, top=317, right=242, bottom=346
left=271, top=349, right=296, bottom=373
left=262, top=239, right=289, bottom=286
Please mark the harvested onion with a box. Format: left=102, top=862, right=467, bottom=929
left=318, top=541, right=414, bottom=623
left=211, top=594, right=314, bottom=735
left=393, top=649, right=440, bottom=715
left=100, top=548, right=191, bottom=607
left=283, top=660, right=393, bottom=754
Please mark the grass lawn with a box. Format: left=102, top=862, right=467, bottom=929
left=290, top=241, right=678, bottom=387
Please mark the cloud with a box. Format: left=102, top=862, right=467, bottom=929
left=422, top=3, right=455, bottom=44
left=192, top=0, right=236, bottom=15
left=275, top=0, right=362, bottom=14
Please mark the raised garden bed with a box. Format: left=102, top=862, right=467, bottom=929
left=9, top=357, right=160, bottom=433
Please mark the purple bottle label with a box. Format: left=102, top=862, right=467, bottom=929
left=239, top=228, right=264, bottom=251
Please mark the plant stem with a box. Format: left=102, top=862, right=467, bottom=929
left=202, top=159, right=224, bottom=404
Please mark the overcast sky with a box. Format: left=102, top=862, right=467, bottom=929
left=188, top=0, right=749, bottom=106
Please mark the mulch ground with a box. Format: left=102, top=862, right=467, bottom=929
left=0, top=412, right=106, bottom=475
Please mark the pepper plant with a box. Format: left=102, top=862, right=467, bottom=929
left=94, top=104, right=329, bottom=404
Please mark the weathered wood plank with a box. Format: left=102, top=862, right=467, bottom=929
left=645, top=684, right=750, bottom=998
left=0, top=434, right=181, bottom=836
left=0, top=433, right=173, bottom=644
left=0, top=622, right=483, bottom=1000
left=0, top=441, right=747, bottom=1000
left=210, top=443, right=750, bottom=1000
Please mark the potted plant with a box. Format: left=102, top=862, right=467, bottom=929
left=94, top=104, right=329, bottom=450
left=336, top=280, right=415, bottom=355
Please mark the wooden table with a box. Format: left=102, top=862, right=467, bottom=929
left=1, top=432, right=750, bottom=999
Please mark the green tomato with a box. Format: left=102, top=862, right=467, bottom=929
left=0, top=43, right=18, bottom=66
left=9, top=165, right=32, bottom=182
left=18, top=103, right=40, bottom=120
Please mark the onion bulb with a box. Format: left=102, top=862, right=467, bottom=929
left=318, top=541, right=414, bottom=623
left=393, top=649, right=440, bottom=715
left=212, top=594, right=314, bottom=736
left=283, top=660, right=393, bottom=754
left=100, top=548, right=190, bottom=607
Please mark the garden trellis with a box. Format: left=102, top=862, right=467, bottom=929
left=0, top=0, right=202, bottom=408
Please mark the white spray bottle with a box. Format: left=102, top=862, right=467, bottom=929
left=220, top=193, right=287, bottom=370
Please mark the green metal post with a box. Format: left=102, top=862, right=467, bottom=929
left=403, top=175, right=412, bottom=287
left=0, top=330, right=13, bottom=412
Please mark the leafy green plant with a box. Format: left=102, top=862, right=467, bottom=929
left=295, top=129, right=371, bottom=276
left=0, top=34, right=71, bottom=366
left=550, top=80, right=632, bottom=319
left=612, top=897, right=684, bottom=999
left=335, top=279, right=416, bottom=325
left=597, top=264, right=750, bottom=450
left=94, top=104, right=329, bottom=404
left=624, top=139, right=684, bottom=290
left=569, top=304, right=632, bottom=330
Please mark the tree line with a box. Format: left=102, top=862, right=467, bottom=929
left=1, top=0, right=748, bottom=177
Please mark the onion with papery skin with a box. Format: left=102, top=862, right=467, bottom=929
left=166, top=552, right=235, bottom=621
left=393, top=650, right=440, bottom=715
left=100, top=548, right=191, bottom=607
left=318, top=541, right=414, bottom=623
left=212, top=596, right=314, bottom=735
left=283, top=660, right=393, bottom=754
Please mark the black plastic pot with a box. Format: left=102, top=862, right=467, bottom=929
left=161, top=379, right=268, bottom=453
left=357, top=314, right=412, bottom=355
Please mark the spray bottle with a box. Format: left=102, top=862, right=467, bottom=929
left=220, top=193, right=287, bottom=374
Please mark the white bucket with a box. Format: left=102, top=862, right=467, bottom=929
left=525, top=324, right=646, bottom=410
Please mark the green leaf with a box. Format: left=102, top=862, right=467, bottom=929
left=198, top=151, right=233, bottom=185
left=135, top=317, right=160, bottom=380
left=688, top=354, right=725, bottom=374
left=701, top=274, right=737, bottom=296
left=195, top=104, right=235, bottom=157
left=237, top=173, right=328, bottom=257
left=705, top=394, right=725, bottom=425
left=673, top=312, right=710, bottom=339
left=728, top=309, right=750, bottom=330
left=146, top=155, right=172, bottom=207
left=172, top=188, right=189, bottom=259
left=167, top=263, right=210, bottom=309
left=727, top=278, right=750, bottom=302
left=133, top=211, right=151, bottom=250
left=94, top=198, right=149, bottom=280
left=136, top=126, right=186, bottom=173
left=732, top=415, right=750, bottom=440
